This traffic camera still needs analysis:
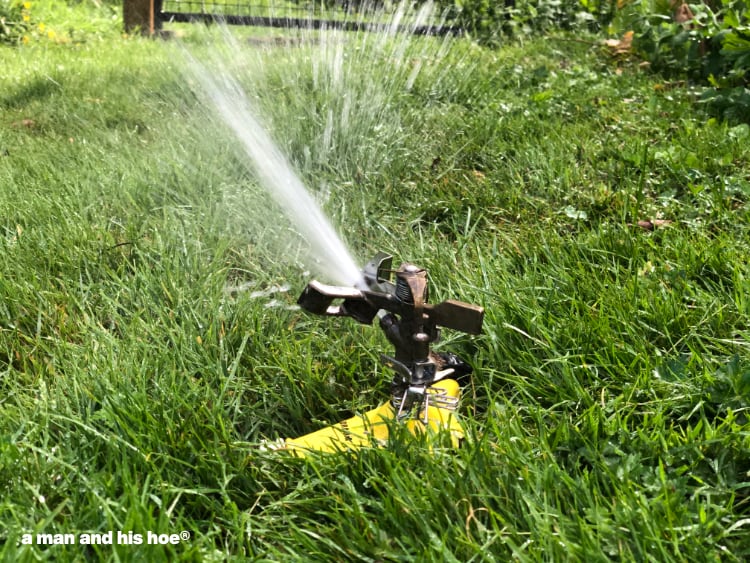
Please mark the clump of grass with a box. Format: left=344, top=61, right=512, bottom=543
left=1, top=8, right=750, bottom=561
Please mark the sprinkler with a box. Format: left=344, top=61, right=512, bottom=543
left=280, top=252, right=484, bottom=455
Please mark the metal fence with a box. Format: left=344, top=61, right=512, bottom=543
left=159, top=1, right=459, bottom=35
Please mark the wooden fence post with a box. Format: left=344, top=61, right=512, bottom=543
left=123, top=0, right=162, bottom=35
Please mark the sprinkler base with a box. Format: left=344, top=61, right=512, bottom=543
left=283, top=378, right=464, bottom=456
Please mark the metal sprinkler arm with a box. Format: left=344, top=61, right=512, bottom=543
left=298, top=279, right=484, bottom=335
left=297, top=252, right=484, bottom=392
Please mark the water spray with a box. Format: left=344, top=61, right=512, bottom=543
left=280, top=252, right=484, bottom=454
left=180, top=25, right=484, bottom=453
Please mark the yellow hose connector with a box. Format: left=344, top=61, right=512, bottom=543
left=283, top=378, right=464, bottom=456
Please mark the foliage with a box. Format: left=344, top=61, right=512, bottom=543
left=423, top=0, right=750, bottom=122
left=0, top=0, right=31, bottom=44
left=615, top=0, right=749, bottom=79
left=6, top=0, right=122, bottom=44
left=410, top=0, right=750, bottom=122
left=612, top=0, right=750, bottom=121
left=701, top=84, right=750, bottom=121
left=429, top=0, right=619, bottom=43
left=290, top=1, right=620, bottom=44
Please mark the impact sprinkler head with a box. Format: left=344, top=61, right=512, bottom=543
left=297, top=252, right=484, bottom=418
left=297, top=252, right=484, bottom=335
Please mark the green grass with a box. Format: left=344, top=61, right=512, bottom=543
left=2, top=3, right=750, bottom=561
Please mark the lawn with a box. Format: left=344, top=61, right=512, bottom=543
left=1, top=1, right=750, bottom=561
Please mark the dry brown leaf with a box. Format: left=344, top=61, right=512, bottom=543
left=12, top=119, right=36, bottom=128
left=673, top=1, right=694, bottom=24
left=635, top=219, right=673, bottom=231
left=652, top=219, right=673, bottom=228
left=604, top=31, right=634, bottom=56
